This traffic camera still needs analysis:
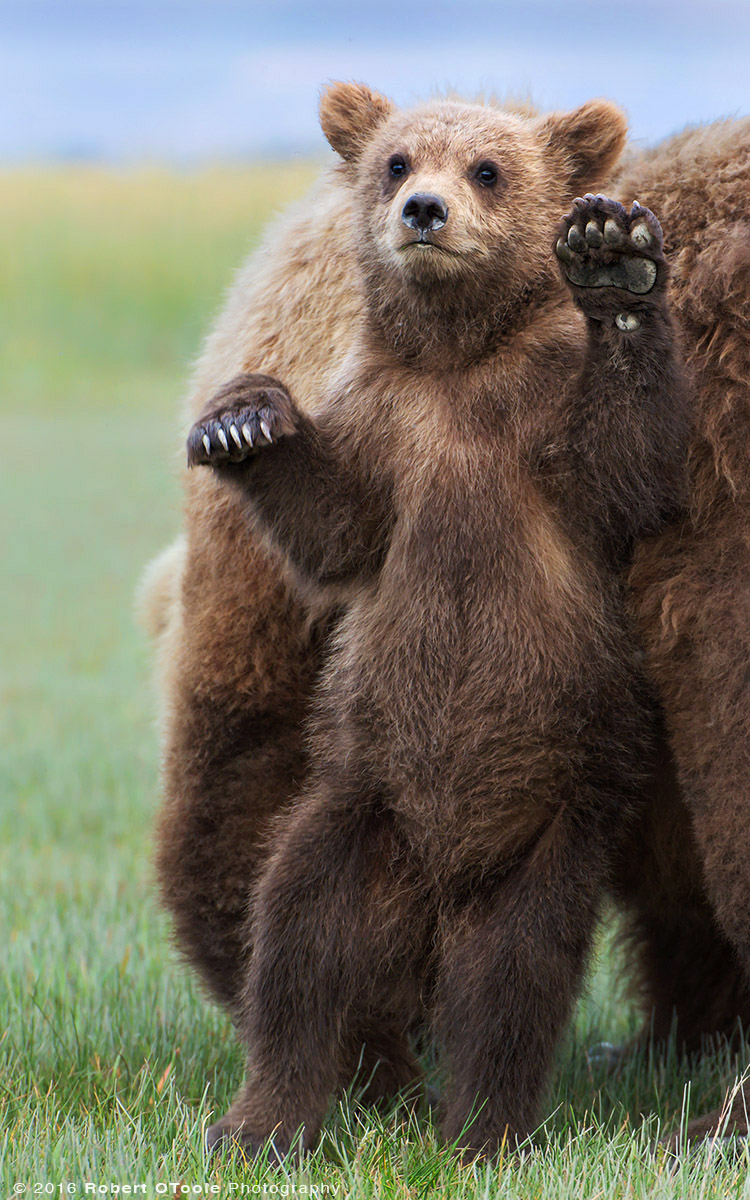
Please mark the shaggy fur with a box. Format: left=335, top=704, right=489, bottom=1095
left=145, top=97, right=750, bottom=1148
left=612, top=120, right=750, bottom=1142
left=182, top=87, right=689, bottom=1157
left=153, top=182, right=362, bottom=1009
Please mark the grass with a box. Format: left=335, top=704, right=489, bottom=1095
left=2, top=164, right=750, bottom=1197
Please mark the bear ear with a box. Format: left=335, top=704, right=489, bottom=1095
left=538, top=100, right=628, bottom=193
left=319, top=81, right=393, bottom=162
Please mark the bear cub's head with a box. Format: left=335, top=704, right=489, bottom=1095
left=320, top=82, right=627, bottom=344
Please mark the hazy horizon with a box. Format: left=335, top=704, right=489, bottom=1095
left=3, top=0, right=749, bottom=164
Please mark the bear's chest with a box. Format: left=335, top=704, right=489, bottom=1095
left=387, top=453, right=587, bottom=614
left=345, top=343, right=589, bottom=613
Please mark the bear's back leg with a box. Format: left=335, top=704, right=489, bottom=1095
left=207, top=780, right=429, bottom=1157
left=633, top=510, right=750, bottom=977
left=154, top=481, right=325, bottom=1008
left=614, top=736, right=750, bottom=1052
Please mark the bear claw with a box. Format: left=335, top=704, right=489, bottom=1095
left=205, top=1117, right=300, bottom=1165
left=205, top=1121, right=230, bottom=1155
left=186, top=374, right=298, bottom=469
left=205, top=1117, right=258, bottom=1158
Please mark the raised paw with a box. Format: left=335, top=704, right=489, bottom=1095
left=555, top=195, right=665, bottom=306
left=186, top=372, right=298, bottom=469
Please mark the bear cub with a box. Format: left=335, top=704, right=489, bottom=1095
left=186, top=84, right=690, bottom=1157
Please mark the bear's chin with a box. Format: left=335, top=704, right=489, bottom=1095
left=395, top=242, right=465, bottom=282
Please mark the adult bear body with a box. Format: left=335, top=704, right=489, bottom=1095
left=145, top=96, right=750, bottom=1142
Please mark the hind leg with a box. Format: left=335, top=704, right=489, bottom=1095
left=432, top=801, right=621, bottom=1157
left=614, top=736, right=750, bottom=1052
left=154, top=485, right=327, bottom=1010
left=632, top=518, right=750, bottom=1143
left=156, top=702, right=311, bottom=1010
left=631, top=515, right=750, bottom=983
left=207, top=781, right=429, bottom=1157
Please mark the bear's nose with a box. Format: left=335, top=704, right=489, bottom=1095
left=401, top=193, right=448, bottom=233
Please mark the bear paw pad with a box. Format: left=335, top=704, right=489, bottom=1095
left=555, top=195, right=664, bottom=297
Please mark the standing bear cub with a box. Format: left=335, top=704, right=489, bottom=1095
left=185, top=85, right=689, bottom=1157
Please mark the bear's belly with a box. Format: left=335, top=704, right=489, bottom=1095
left=318, top=532, right=636, bottom=865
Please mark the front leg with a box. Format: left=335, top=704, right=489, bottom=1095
left=187, top=373, right=392, bottom=589
left=554, top=195, right=691, bottom=558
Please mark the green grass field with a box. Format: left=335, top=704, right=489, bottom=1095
left=2, top=166, right=750, bottom=1198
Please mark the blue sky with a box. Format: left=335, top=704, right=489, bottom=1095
left=3, top=0, right=749, bottom=161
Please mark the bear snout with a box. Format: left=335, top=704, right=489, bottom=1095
left=401, top=192, right=448, bottom=233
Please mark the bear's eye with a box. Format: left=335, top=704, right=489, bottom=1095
left=475, top=162, right=499, bottom=188
left=388, top=155, right=409, bottom=179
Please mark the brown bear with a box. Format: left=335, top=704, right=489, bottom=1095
left=146, top=93, right=750, bottom=1147
left=180, top=84, right=689, bottom=1157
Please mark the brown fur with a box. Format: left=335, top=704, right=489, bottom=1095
left=152, top=176, right=362, bottom=1008
left=144, top=99, right=750, bottom=1149
left=612, top=119, right=750, bottom=1143
left=181, top=88, right=688, bottom=1156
